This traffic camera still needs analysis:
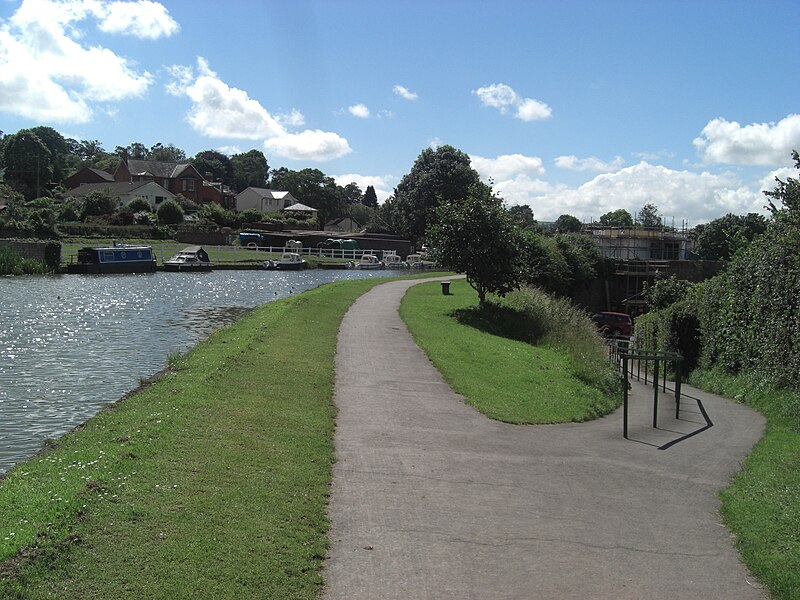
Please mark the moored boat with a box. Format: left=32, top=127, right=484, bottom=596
left=382, top=253, right=408, bottom=269
left=347, top=254, right=383, bottom=270
left=67, top=245, right=157, bottom=274
left=263, top=252, right=307, bottom=270
left=164, top=246, right=213, bottom=272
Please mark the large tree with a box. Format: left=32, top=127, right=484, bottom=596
left=362, top=185, right=378, bottom=208
left=427, top=187, right=524, bottom=305
left=694, top=213, right=768, bottom=261
left=270, top=167, right=344, bottom=226
left=637, top=202, right=662, bottom=228
left=508, top=204, right=536, bottom=229
left=599, top=208, right=633, bottom=227
left=192, top=149, right=234, bottom=184
left=342, top=182, right=362, bottom=204
left=232, top=149, right=269, bottom=191
left=554, top=214, right=582, bottom=233
left=2, top=129, right=53, bottom=199
left=148, top=143, right=186, bottom=162
left=392, top=144, right=488, bottom=244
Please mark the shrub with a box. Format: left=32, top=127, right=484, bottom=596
left=126, top=197, right=152, bottom=213
left=156, top=199, right=184, bottom=225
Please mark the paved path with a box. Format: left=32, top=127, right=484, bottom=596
left=324, top=278, right=766, bottom=599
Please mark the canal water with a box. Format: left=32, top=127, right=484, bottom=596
left=0, top=269, right=395, bottom=475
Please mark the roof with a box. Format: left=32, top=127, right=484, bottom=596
left=236, top=187, right=293, bottom=200
left=84, top=168, right=115, bottom=181
left=63, top=181, right=169, bottom=198
left=284, top=202, right=318, bottom=213
left=126, top=159, right=199, bottom=179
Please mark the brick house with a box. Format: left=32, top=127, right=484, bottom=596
left=63, top=167, right=115, bottom=190
left=114, top=150, right=205, bottom=204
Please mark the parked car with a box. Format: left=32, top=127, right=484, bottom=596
left=591, top=312, right=633, bottom=336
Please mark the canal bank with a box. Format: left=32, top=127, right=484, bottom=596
left=0, top=276, right=398, bottom=597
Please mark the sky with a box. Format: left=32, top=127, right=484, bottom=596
left=1, top=0, right=798, bottom=225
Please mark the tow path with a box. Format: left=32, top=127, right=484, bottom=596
left=324, top=277, right=766, bottom=600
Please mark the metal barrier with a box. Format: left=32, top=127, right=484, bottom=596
left=607, top=338, right=683, bottom=439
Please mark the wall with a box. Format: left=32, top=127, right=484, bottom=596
left=0, top=239, right=61, bottom=267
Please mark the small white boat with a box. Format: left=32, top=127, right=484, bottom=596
left=163, top=246, right=213, bottom=272
left=347, top=254, right=383, bottom=270
left=406, top=253, right=426, bottom=269
left=263, top=252, right=307, bottom=271
left=382, top=254, right=408, bottom=269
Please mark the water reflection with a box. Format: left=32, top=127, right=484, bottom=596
left=0, top=269, right=395, bottom=474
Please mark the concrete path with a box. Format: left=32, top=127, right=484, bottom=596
left=324, top=278, right=767, bottom=599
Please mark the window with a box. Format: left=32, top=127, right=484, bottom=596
left=182, top=179, right=195, bottom=192
left=156, top=196, right=165, bottom=204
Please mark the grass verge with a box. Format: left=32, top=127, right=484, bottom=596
left=399, top=280, right=621, bottom=424
left=689, top=367, right=799, bottom=600
left=0, top=276, right=393, bottom=598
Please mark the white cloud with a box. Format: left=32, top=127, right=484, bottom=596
left=264, top=130, right=351, bottom=162
left=693, top=114, right=800, bottom=166
left=554, top=155, right=626, bottom=173
left=348, top=103, right=370, bottom=118
left=473, top=83, right=552, bottom=121
left=0, top=0, right=168, bottom=123
left=393, top=84, right=418, bottom=100
left=97, top=1, right=179, bottom=39
left=275, top=109, right=305, bottom=127
left=168, top=58, right=351, bottom=162
left=470, top=153, right=546, bottom=181
left=529, top=162, right=766, bottom=225
left=332, top=173, right=396, bottom=204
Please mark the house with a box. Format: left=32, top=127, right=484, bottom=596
left=585, top=226, right=693, bottom=261
left=114, top=150, right=205, bottom=204
left=234, top=187, right=298, bottom=213
left=62, top=181, right=176, bottom=209
left=62, top=167, right=115, bottom=190
left=324, top=216, right=362, bottom=233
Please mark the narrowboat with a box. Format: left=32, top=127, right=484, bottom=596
left=67, top=245, right=157, bottom=274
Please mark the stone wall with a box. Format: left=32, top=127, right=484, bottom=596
left=0, top=239, right=61, bottom=267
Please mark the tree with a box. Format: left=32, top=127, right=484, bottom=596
left=148, top=143, right=186, bottom=162
left=508, top=204, right=536, bottom=229
left=270, top=167, right=344, bottom=226
left=392, top=144, right=488, bottom=244
left=232, top=149, right=269, bottom=191
left=342, top=182, right=362, bottom=204
left=2, top=130, right=53, bottom=199
left=362, top=185, right=378, bottom=208
left=192, top=150, right=234, bottom=184
left=599, top=209, right=633, bottom=227
left=115, top=142, right=148, bottom=160
left=28, top=126, right=70, bottom=182
left=79, top=139, right=106, bottom=161
left=156, top=199, right=184, bottom=224
left=694, top=213, right=768, bottom=261
left=643, top=275, right=693, bottom=310
left=554, top=214, right=582, bottom=233
left=80, top=189, right=117, bottom=219
left=764, top=150, right=800, bottom=224
left=427, top=187, right=524, bottom=305
left=638, top=203, right=662, bottom=228
left=126, top=197, right=152, bottom=213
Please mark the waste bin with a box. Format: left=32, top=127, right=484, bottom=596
left=441, top=281, right=451, bottom=295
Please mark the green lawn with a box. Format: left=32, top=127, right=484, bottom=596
left=399, top=279, right=620, bottom=423
left=690, top=368, right=800, bottom=600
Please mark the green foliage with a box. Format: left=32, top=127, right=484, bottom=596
left=2, top=129, right=53, bottom=199
left=0, top=246, right=48, bottom=275
left=56, top=200, right=81, bottom=222
left=198, top=202, right=239, bottom=228
left=270, top=166, right=343, bottom=226
left=643, top=274, right=693, bottom=310
left=43, top=240, right=61, bottom=270
left=342, top=181, right=362, bottom=204
left=598, top=208, right=633, bottom=227
left=427, top=188, right=524, bottom=304
left=635, top=292, right=702, bottom=375
left=126, top=197, right=152, bottom=213
left=764, top=150, right=800, bottom=223
left=232, top=149, right=269, bottom=191
left=693, top=212, right=768, bottom=261
left=518, top=231, right=602, bottom=297
left=508, top=204, right=537, bottom=229
left=391, top=144, right=488, bottom=244
left=362, top=185, right=378, bottom=208
left=192, top=149, right=234, bottom=184
left=554, top=214, right=582, bottom=232
left=80, top=190, right=117, bottom=220
left=637, top=202, right=662, bottom=228
left=238, top=207, right=265, bottom=224
left=155, top=199, right=184, bottom=225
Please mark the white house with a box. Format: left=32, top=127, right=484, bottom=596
left=63, top=181, right=176, bottom=209
left=234, top=188, right=298, bottom=213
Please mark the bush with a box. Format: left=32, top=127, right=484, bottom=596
left=0, top=246, right=48, bottom=275
left=126, top=197, right=152, bottom=213
left=156, top=199, right=184, bottom=225
left=81, top=190, right=117, bottom=220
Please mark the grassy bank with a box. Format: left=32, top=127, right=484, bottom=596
left=0, top=277, right=392, bottom=598
left=689, top=368, right=799, bottom=600
left=0, top=247, right=48, bottom=275
left=399, top=280, right=621, bottom=423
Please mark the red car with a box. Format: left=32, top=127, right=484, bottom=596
left=591, top=312, right=633, bottom=336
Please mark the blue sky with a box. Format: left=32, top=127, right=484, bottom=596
left=1, top=0, right=798, bottom=224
